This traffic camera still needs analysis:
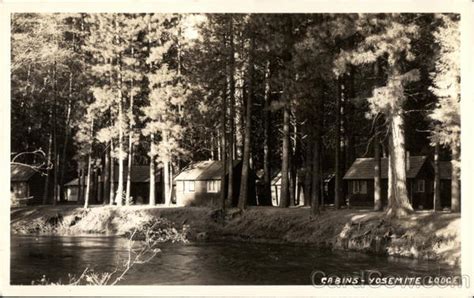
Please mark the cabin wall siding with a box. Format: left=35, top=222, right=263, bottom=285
left=11, top=182, right=26, bottom=207
left=65, top=180, right=163, bottom=205
left=346, top=179, right=374, bottom=207
left=175, top=180, right=221, bottom=207
left=11, top=173, right=45, bottom=206
left=343, top=157, right=452, bottom=210
left=409, top=162, right=434, bottom=210
left=345, top=177, right=450, bottom=209
left=174, top=172, right=256, bottom=207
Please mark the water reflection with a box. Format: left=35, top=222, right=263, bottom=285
left=11, top=235, right=460, bottom=285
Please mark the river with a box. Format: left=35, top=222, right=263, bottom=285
left=10, top=235, right=460, bottom=285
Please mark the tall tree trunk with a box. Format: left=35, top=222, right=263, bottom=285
left=50, top=61, right=58, bottom=206
left=149, top=133, right=156, bottom=206
left=217, top=129, right=222, bottom=161
left=311, top=132, right=321, bottom=216
left=163, top=151, right=171, bottom=205
left=103, top=143, right=110, bottom=205
left=319, top=88, right=325, bottom=208
left=387, top=150, right=393, bottom=209
left=42, top=130, right=53, bottom=205
left=340, top=82, right=346, bottom=206
left=77, top=168, right=83, bottom=205
left=334, top=78, right=343, bottom=209
left=96, top=170, right=102, bottom=204
left=433, top=142, right=441, bottom=211
left=90, top=169, right=96, bottom=204
left=59, top=73, right=73, bottom=202
left=374, top=132, right=382, bottom=211
left=289, top=110, right=297, bottom=207
left=279, top=105, right=290, bottom=208
left=84, top=156, right=92, bottom=209
left=169, top=163, right=174, bottom=205
left=84, top=119, right=94, bottom=209
left=53, top=152, right=58, bottom=206
left=210, top=134, right=215, bottom=160
left=373, top=62, right=382, bottom=211
left=220, top=29, right=229, bottom=209
left=263, top=60, right=272, bottom=206
left=109, top=140, right=115, bottom=205
left=115, top=55, right=124, bottom=206
left=220, top=95, right=227, bottom=210
left=238, top=36, right=254, bottom=210
left=451, top=142, right=460, bottom=212
left=227, top=16, right=236, bottom=205
left=310, top=86, right=323, bottom=215
left=125, top=77, right=134, bottom=205
left=386, top=112, right=413, bottom=217
left=303, top=142, right=312, bottom=207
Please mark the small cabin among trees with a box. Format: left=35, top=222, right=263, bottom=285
left=270, top=171, right=305, bottom=207
left=269, top=170, right=336, bottom=207
left=174, top=160, right=256, bottom=207
left=343, top=155, right=453, bottom=210
left=65, top=165, right=163, bottom=205
left=11, top=164, right=45, bottom=206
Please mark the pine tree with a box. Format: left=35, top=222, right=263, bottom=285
left=143, top=14, right=189, bottom=205
left=334, top=14, right=421, bottom=217
left=429, top=14, right=460, bottom=213
left=238, top=28, right=255, bottom=210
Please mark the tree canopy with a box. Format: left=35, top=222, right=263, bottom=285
left=11, top=13, right=461, bottom=216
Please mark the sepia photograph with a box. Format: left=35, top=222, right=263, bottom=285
left=2, top=1, right=473, bottom=295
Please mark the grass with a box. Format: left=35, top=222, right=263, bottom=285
left=10, top=204, right=460, bottom=266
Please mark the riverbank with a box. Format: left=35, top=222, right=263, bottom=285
left=10, top=205, right=460, bottom=266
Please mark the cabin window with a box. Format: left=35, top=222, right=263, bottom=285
left=185, top=181, right=195, bottom=192
left=206, top=180, right=221, bottom=193
left=352, top=181, right=367, bottom=194
left=416, top=179, right=425, bottom=193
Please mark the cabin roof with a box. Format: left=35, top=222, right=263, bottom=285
left=11, top=163, right=39, bottom=182
left=270, top=171, right=280, bottom=185
left=174, top=160, right=240, bottom=181
left=271, top=169, right=309, bottom=185
left=65, top=178, right=80, bottom=186
left=65, top=165, right=161, bottom=186
left=324, top=173, right=335, bottom=183
left=343, top=156, right=428, bottom=180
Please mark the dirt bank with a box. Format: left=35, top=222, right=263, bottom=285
left=10, top=205, right=460, bottom=266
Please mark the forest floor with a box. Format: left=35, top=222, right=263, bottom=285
left=10, top=205, right=460, bottom=266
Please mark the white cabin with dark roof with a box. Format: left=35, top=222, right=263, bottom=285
left=174, top=160, right=256, bottom=207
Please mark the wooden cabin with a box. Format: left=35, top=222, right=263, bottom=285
left=174, top=160, right=256, bottom=207
left=343, top=156, right=453, bottom=210
left=270, top=172, right=282, bottom=206
left=64, top=178, right=80, bottom=202
left=270, top=170, right=305, bottom=207
left=65, top=165, right=163, bottom=204
left=11, top=163, right=45, bottom=206
left=269, top=170, right=336, bottom=207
